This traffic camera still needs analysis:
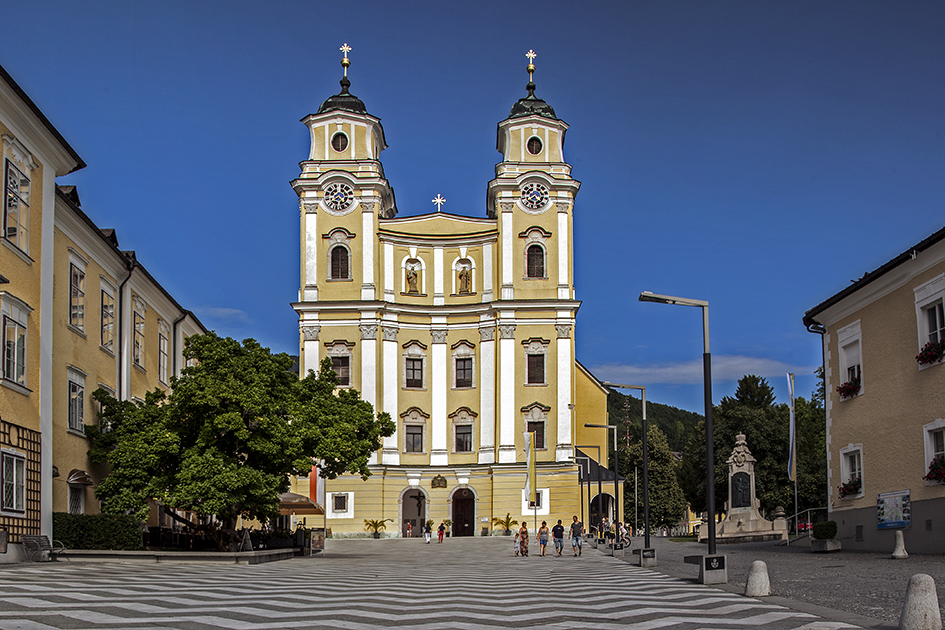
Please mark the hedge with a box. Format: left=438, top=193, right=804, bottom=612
left=53, top=513, right=143, bottom=550
left=812, top=520, right=837, bottom=540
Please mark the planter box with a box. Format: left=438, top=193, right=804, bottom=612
left=810, top=538, right=841, bottom=553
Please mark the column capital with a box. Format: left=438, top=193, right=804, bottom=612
left=555, top=324, right=572, bottom=339
left=498, top=324, right=517, bottom=340
left=431, top=329, right=448, bottom=344
left=359, top=324, right=378, bottom=340
left=381, top=325, right=399, bottom=342
left=301, top=324, right=321, bottom=341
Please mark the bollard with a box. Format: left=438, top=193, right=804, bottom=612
left=898, top=574, right=942, bottom=630
left=892, top=530, right=909, bottom=559
left=744, top=560, right=771, bottom=597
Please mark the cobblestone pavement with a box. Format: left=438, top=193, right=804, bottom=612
left=0, top=537, right=871, bottom=630
left=622, top=536, right=945, bottom=628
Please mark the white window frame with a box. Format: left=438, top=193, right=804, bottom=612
left=521, top=488, right=549, bottom=516
left=451, top=341, right=475, bottom=389
left=915, top=274, right=945, bottom=369
left=324, top=340, right=354, bottom=387
left=449, top=407, right=477, bottom=453
left=402, top=341, right=427, bottom=390
left=158, top=319, right=169, bottom=384
left=2, top=138, right=34, bottom=255
left=1, top=449, right=26, bottom=514
left=837, top=320, right=862, bottom=398
left=838, top=443, right=864, bottom=499
left=1, top=291, right=31, bottom=393
left=401, top=407, right=429, bottom=454
left=132, top=295, right=147, bottom=369
left=67, top=366, right=86, bottom=434
left=327, top=492, right=353, bottom=519
left=522, top=338, right=549, bottom=386
left=923, top=418, right=945, bottom=485
left=68, top=251, right=87, bottom=333
left=100, top=280, right=115, bottom=354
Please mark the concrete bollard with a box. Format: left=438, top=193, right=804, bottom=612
left=892, top=530, right=909, bottom=560
left=744, top=560, right=771, bottom=597
left=899, top=574, right=942, bottom=630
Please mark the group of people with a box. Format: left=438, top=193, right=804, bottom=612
left=513, top=515, right=585, bottom=557
left=405, top=521, right=448, bottom=543
left=596, top=517, right=631, bottom=545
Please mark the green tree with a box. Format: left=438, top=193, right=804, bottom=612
left=622, top=425, right=687, bottom=530
left=678, top=374, right=826, bottom=518
left=87, top=333, right=394, bottom=543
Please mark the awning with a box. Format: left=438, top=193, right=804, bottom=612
left=67, top=469, right=94, bottom=485
left=278, top=492, right=324, bottom=516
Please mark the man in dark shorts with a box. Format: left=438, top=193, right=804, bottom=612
left=552, top=519, right=565, bottom=557
left=568, top=515, right=583, bottom=556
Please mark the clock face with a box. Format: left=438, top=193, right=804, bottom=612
left=521, top=182, right=549, bottom=210
left=324, top=182, right=354, bottom=211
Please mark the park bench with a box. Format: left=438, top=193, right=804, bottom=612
left=21, top=535, right=68, bottom=562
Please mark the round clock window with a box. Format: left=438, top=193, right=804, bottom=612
left=521, top=182, right=549, bottom=210
left=526, top=136, right=543, bottom=155
left=324, top=182, right=354, bottom=211
left=331, top=132, right=349, bottom=153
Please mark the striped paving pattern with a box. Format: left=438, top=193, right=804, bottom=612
left=0, top=537, right=861, bottom=629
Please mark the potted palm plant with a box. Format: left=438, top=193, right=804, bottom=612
left=491, top=513, right=518, bottom=536
left=443, top=518, right=453, bottom=537
left=364, top=519, right=392, bottom=539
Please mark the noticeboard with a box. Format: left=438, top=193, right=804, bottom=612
left=877, top=489, right=911, bottom=529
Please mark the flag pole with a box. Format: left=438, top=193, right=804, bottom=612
left=787, top=373, right=798, bottom=544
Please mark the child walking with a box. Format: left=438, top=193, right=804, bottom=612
left=513, top=532, right=521, bottom=556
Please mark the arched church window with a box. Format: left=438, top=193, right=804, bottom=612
left=526, top=244, right=545, bottom=279
left=330, top=245, right=350, bottom=280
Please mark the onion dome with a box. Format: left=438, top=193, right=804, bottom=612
left=316, top=43, right=368, bottom=115
left=508, top=49, right=558, bottom=120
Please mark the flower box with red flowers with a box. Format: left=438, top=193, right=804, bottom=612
left=838, top=477, right=862, bottom=499
left=916, top=341, right=945, bottom=366
left=836, top=377, right=860, bottom=399
left=924, top=458, right=945, bottom=483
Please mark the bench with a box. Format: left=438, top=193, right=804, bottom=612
left=21, top=535, right=68, bottom=562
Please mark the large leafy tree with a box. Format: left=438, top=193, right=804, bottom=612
left=87, top=333, right=394, bottom=536
left=678, top=374, right=826, bottom=518
left=622, top=425, right=687, bottom=530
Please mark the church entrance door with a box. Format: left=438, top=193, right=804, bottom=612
left=451, top=489, right=475, bottom=537
left=402, top=490, right=426, bottom=538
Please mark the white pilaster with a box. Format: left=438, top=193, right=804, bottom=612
left=557, top=205, right=570, bottom=300
left=431, top=329, right=448, bottom=465
left=39, top=167, right=56, bottom=538
left=501, top=206, right=514, bottom=300
left=482, top=242, right=494, bottom=303
left=360, top=322, right=378, bottom=465
left=433, top=247, right=445, bottom=306
left=303, top=201, right=319, bottom=301
left=497, top=322, right=517, bottom=463
left=361, top=205, right=375, bottom=300
left=384, top=242, right=394, bottom=302
left=555, top=324, right=574, bottom=462
left=381, top=324, right=400, bottom=465
left=478, top=325, right=496, bottom=464
left=301, top=322, right=321, bottom=377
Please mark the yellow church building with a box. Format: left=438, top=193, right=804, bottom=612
left=289, top=48, right=615, bottom=537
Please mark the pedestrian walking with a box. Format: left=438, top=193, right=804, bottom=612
left=518, top=523, right=529, bottom=557
left=513, top=532, right=521, bottom=557
left=569, top=515, right=583, bottom=556
left=537, top=521, right=550, bottom=556
left=437, top=522, right=445, bottom=543
left=406, top=522, right=412, bottom=538
left=552, top=519, right=565, bottom=557
left=424, top=522, right=432, bottom=543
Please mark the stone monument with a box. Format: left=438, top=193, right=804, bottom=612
left=710, top=433, right=788, bottom=543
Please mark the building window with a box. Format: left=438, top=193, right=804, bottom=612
left=69, top=263, right=85, bottom=331
left=330, top=245, right=350, bottom=280
left=522, top=402, right=550, bottom=450
left=100, top=288, right=115, bottom=352
left=332, top=493, right=348, bottom=512
left=452, top=341, right=475, bottom=389
left=527, top=354, right=545, bottom=385
left=405, top=358, right=423, bottom=389
left=4, top=159, right=30, bottom=253
left=455, top=424, right=473, bottom=452
left=927, top=302, right=945, bottom=344
left=133, top=311, right=145, bottom=367
left=521, top=487, right=549, bottom=515
left=528, top=420, right=546, bottom=450
left=1, top=451, right=25, bottom=512
left=331, top=356, right=350, bottom=386
left=526, top=244, right=545, bottom=279
left=158, top=332, right=168, bottom=384
left=405, top=424, right=424, bottom=453
left=915, top=274, right=945, bottom=366
left=526, top=136, right=543, bottom=156
left=68, top=371, right=85, bottom=433
left=924, top=419, right=945, bottom=484
left=839, top=444, right=863, bottom=499
left=837, top=321, right=862, bottom=398
left=331, top=132, right=348, bottom=153
left=68, top=486, right=84, bottom=515
left=3, top=316, right=26, bottom=386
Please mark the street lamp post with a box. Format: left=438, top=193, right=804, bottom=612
left=575, top=444, right=603, bottom=536
left=639, top=291, right=717, bottom=556
left=602, top=382, right=649, bottom=549
left=584, top=423, right=619, bottom=541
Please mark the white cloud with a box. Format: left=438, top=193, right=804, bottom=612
left=194, top=306, right=253, bottom=324
left=589, top=355, right=817, bottom=386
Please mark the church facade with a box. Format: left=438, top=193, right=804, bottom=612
left=289, top=49, right=613, bottom=537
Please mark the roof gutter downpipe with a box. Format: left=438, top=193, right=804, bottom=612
left=806, top=319, right=828, bottom=515
left=116, top=257, right=138, bottom=401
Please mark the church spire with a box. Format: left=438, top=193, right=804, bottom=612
left=508, top=48, right=557, bottom=120
left=317, top=42, right=368, bottom=115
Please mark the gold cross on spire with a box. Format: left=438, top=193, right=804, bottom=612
left=432, top=194, right=446, bottom=212
left=340, top=43, right=351, bottom=77
left=525, top=49, right=537, bottom=81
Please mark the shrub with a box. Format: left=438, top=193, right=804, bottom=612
left=812, top=520, right=837, bottom=540
left=53, top=513, right=142, bottom=550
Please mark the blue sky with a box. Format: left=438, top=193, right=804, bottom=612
left=5, top=1, right=943, bottom=412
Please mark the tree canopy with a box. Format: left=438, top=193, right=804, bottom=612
left=87, top=333, right=394, bottom=529
left=621, top=425, right=688, bottom=530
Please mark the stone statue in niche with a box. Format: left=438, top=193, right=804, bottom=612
left=458, top=260, right=472, bottom=294
left=405, top=259, right=421, bottom=294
